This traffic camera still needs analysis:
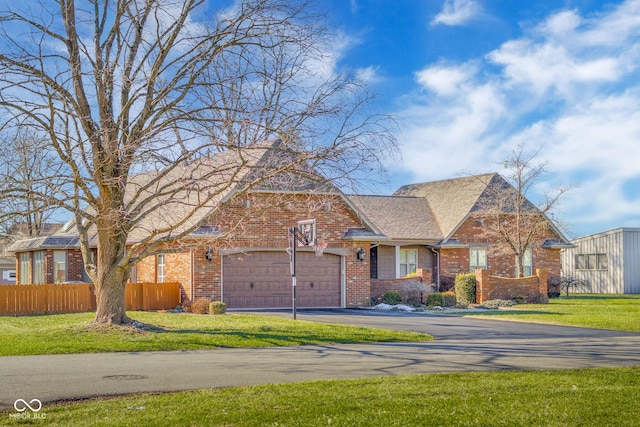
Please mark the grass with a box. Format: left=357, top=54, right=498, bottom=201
left=0, top=311, right=432, bottom=356
left=3, top=367, right=639, bottom=426
left=463, top=294, right=640, bottom=332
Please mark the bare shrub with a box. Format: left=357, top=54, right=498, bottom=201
left=191, top=298, right=211, bottom=315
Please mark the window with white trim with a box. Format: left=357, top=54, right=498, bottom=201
left=469, top=247, right=487, bottom=272
left=399, top=249, right=417, bottom=277
left=157, top=254, right=165, bottom=283
left=517, top=248, right=533, bottom=277
left=32, top=251, right=45, bottom=284
left=19, top=253, right=30, bottom=284
left=53, top=250, right=67, bottom=283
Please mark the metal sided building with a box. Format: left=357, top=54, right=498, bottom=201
left=561, top=228, right=640, bottom=294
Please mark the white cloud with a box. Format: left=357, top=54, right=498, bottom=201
left=431, top=0, right=483, bottom=27
left=415, top=62, right=477, bottom=96
left=356, top=66, right=382, bottom=84
left=392, top=0, right=640, bottom=236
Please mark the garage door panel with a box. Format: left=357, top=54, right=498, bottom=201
left=223, top=251, right=340, bottom=309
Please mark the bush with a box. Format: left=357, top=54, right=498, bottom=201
left=512, top=295, right=526, bottom=305
left=455, top=273, right=476, bottom=305
left=426, top=292, right=445, bottom=307
left=442, top=291, right=456, bottom=307
left=528, top=292, right=549, bottom=304
left=382, top=290, right=402, bottom=305
left=190, top=298, right=211, bottom=314
left=404, top=295, right=422, bottom=307
left=209, top=301, right=227, bottom=315
left=480, top=299, right=513, bottom=309
left=181, top=299, right=192, bottom=313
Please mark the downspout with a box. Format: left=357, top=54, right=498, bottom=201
left=190, top=248, right=194, bottom=302
left=431, top=247, right=440, bottom=292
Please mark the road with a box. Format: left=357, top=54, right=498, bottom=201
left=1, top=309, right=639, bottom=411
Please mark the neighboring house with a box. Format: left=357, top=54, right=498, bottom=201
left=8, top=146, right=572, bottom=308
left=561, top=228, right=640, bottom=294
left=1, top=223, right=64, bottom=285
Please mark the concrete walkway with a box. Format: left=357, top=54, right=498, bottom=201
left=2, top=310, right=639, bottom=411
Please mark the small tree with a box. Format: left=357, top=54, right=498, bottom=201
left=0, top=130, right=67, bottom=238
left=471, top=145, right=569, bottom=278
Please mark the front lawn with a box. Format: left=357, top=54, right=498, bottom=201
left=465, top=294, right=640, bottom=332
left=0, top=311, right=432, bottom=356
left=3, top=367, right=639, bottom=426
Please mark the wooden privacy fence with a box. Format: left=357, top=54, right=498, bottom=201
left=125, top=282, right=181, bottom=311
left=0, top=282, right=180, bottom=316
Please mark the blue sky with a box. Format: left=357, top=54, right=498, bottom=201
left=320, top=0, right=640, bottom=239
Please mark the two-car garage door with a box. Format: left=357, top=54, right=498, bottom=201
left=222, top=251, right=341, bottom=309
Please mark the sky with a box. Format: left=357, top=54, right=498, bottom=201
left=320, top=0, right=640, bottom=239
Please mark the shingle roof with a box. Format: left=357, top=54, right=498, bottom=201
left=394, top=173, right=497, bottom=239
left=7, top=235, right=80, bottom=252
left=10, top=140, right=341, bottom=250
left=347, top=195, right=442, bottom=242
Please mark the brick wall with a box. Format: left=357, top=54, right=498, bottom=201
left=439, top=216, right=564, bottom=288
left=475, top=268, right=549, bottom=303
left=135, top=192, right=372, bottom=308
left=371, top=268, right=434, bottom=304
left=67, top=250, right=85, bottom=282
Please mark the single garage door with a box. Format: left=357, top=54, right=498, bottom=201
left=222, top=251, right=341, bottom=309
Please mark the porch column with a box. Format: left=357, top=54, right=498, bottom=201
left=395, top=246, right=401, bottom=278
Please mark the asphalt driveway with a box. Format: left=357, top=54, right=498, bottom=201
left=1, top=309, right=639, bottom=412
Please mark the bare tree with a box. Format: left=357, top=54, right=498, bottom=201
left=0, top=130, right=68, bottom=238
left=472, top=145, right=569, bottom=278
left=0, top=0, right=395, bottom=324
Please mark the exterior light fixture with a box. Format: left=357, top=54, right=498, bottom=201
left=356, top=248, right=365, bottom=262
left=205, top=248, right=213, bottom=261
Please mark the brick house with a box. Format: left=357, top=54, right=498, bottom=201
left=350, top=173, right=572, bottom=294
left=8, top=144, right=571, bottom=308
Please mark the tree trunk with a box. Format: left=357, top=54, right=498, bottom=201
left=94, top=266, right=130, bottom=325
left=92, top=217, right=131, bottom=325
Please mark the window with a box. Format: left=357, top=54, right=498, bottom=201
left=516, top=249, right=533, bottom=277
left=157, top=254, right=165, bottom=283
left=128, top=265, right=137, bottom=284
left=53, top=251, right=67, bottom=283
left=469, top=247, right=487, bottom=272
left=399, top=249, right=417, bottom=277
left=575, top=253, right=608, bottom=270
left=2, top=270, right=16, bottom=282
left=19, top=253, right=30, bottom=284
left=32, top=251, right=45, bottom=284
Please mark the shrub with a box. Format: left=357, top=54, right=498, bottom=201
left=209, top=301, right=227, bottom=315
left=480, top=299, right=513, bottom=309
left=426, top=292, right=445, bottom=307
left=455, top=273, right=476, bottom=305
left=181, top=299, right=192, bottom=313
left=399, top=280, right=432, bottom=306
left=528, top=292, right=549, bottom=304
left=442, top=291, right=456, bottom=307
left=404, top=295, right=422, bottom=307
left=191, top=298, right=211, bottom=314
left=382, top=290, right=402, bottom=305
left=512, top=295, right=526, bottom=305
